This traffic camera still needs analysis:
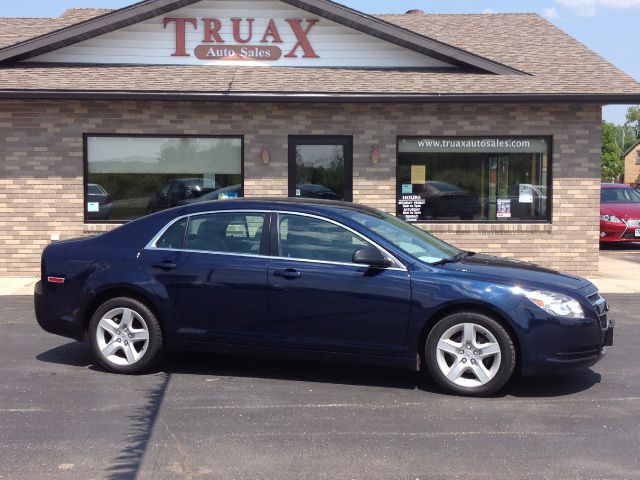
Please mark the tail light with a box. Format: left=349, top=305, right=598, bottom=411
left=105, top=194, right=113, bottom=204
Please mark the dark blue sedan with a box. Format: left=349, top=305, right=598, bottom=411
left=35, top=199, right=614, bottom=396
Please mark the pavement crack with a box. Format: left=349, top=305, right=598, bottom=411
left=162, top=418, right=197, bottom=479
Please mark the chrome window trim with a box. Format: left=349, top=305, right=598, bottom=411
left=274, top=211, right=406, bottom=270
left=144, top=209, right=271, bottom=250
left=147, top=248, right=407, bottom=271
left=145, top=208, right=407, bottom=271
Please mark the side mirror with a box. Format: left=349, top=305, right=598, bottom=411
left=352, top=246, right=392, bottom=269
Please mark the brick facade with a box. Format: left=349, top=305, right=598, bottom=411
left=624, top=142, right=640, bottom=187
left=0, top=100, right=601, bottom=277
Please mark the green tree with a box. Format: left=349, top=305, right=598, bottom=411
left=626, top=105, right=640, bottom=139
left=601, top=121, right=623, bottom=182
left=620, top=124, right=638, bottom=152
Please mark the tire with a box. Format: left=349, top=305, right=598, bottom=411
left=88, top=297, right=163, bottom=374
left=425, top=312, right=516, bottom=396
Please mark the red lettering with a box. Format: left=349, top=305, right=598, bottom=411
left=164, top=17, right=197, bottom=57
left=284, top=19, right=319, bottom=58
left=231, top=18, right=254, bottom=44
left=203, top=18, right=224, bottom=43
left=260, top=19, right=283, bottom=43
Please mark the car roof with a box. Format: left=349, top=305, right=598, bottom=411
left=175, top=197, right=382, bottom=217
left=601, top=183, right=633, bottom=189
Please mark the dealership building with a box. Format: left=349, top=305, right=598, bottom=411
left=1, top=0, right=640, bottom=277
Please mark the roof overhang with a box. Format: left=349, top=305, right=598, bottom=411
left=0, top=89, right=638, bottom=104
left=0, top=0, right=526, bottom=75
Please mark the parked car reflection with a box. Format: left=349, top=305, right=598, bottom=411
left=178, top=184, right=242, bottom=205
left=146, top=178, right=215, bottom=213
left=87, top=183, right=113, bottom=221
left=297, top=183, right=340, bottom=200
left=418, top=181, right=480, bottom=220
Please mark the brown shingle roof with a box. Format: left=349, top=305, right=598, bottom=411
left=0, top=8, right=639, bottom=100
left=0, top=9, right=113, bottom=49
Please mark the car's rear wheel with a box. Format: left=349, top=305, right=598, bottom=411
left=425, top=312, right=516, bottom=396
left=89, top=297, right=163, bottom=374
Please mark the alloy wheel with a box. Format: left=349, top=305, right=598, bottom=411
left=95, top=307, right=150, bottom=366
left=435, top=322, right=502, bottom=388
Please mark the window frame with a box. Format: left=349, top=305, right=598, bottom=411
left=288, top=135, right=354, bottom=202
left=83, top=133, right=245, bottom=224
left=395, top=135, right=554, bottom=224
left=635, top=150, right=640, bottom=166
left=147, top=210, right=271, bottom=257
left=148, top=209, right=405, bottom=269
left=271, top=211, right=405, bottom=269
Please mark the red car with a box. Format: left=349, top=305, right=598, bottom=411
left=600, top=183, right=640, bottom=243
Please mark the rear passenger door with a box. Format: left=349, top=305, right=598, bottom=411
left=141, top=211, right=272, bottom=345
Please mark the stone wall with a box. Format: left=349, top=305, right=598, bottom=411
left=0, top=100, right=602, bottom=276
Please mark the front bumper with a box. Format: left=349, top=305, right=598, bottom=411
left=517, top=292, right=614, bottom=377
left=600, top=220, right=640, bottom=242
left=534, top=318, right=614, bottom=374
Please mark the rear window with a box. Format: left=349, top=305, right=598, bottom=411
left=155, top=218, right=187, bottom=250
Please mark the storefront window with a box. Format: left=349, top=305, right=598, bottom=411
left=85, top=135, right=243, bottom=222
left=397, top=137, right=551, bottom=222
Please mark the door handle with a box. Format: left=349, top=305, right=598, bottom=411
left=152, top=261, right=178, bottom=270
left=273, top=269, right=302, bottom=280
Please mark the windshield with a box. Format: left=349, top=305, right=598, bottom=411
left=601, top=187, right=640, bottom=203
left=341, top=209, right=460, bottom=264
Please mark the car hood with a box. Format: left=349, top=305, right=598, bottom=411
left=437, top=253, right=592, bottom=292
left=601, top=202, right=640, bottom=220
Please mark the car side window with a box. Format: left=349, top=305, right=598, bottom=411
left=156, top=218, right=187, bottom=250
left=184, top=212, right=265, bottom=254
left=278, top=214, right=369, bottom=264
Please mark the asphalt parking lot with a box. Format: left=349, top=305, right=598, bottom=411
left=1, top=295, right=639, bottom=480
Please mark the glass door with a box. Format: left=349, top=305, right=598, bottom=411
left=288, top=136, right=353, bottom=202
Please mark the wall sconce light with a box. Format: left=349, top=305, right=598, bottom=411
left=260, top=145, right=271, bottom=165
left=370, top=145, right=380, bottom=165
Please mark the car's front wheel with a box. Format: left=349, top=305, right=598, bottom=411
left=425, top=312, right=516, bottom=396
left=89, top=297, right=163, bottom=374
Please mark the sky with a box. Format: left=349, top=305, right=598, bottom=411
left=1, top=0, right=638, bottom=124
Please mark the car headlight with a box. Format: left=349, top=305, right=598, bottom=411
left=600, top=214, right=624, bottom=223
left=524, top=290, right=585, bottom=318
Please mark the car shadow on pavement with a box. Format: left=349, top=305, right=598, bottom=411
left=504, top=369, right=602, bottom=398
left=600, top=243, right=640, bottom=251
left=161, top=351, right=602, bottom=398
left=36, top=343, right=602, bottom=399
left=165, top=350, right=426, bottom=391
left=35, top=341, right=94, bottom=368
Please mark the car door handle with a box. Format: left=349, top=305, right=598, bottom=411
left=152, top=261, right=178, bottom=270
left=273, top=269, right=302, bottom=280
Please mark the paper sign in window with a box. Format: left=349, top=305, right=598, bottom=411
left=411, top=165, right=426, bottom=184
left=497, top=199, right=511, bottom=218
left=519, top=184, right=533, bottom=203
